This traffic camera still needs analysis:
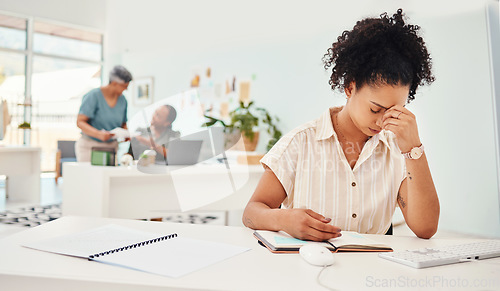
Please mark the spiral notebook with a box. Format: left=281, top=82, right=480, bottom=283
left=22, top=225, right=249, bottom=278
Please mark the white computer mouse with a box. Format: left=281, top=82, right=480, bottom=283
left=299, top=244, right=335, bottom=266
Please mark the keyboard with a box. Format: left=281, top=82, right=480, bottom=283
left=379, top=240, right=500, bottom=268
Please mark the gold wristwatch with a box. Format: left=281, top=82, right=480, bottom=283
left=402, top=144, right=424, bottom=160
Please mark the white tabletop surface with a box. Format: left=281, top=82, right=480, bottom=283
left=64, top=161, right=264, bottom=175
left=0, top=145, right=41, bottom=152
left=0, top=216, right=499, bottom=291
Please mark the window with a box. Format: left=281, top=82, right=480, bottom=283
left=33, top=21, right=102, bottom=61
left=0, top=14, right=27, bottom=146
left=0, top=14, right=27, bottom=51
left=0, top=13, right=103, bottom=171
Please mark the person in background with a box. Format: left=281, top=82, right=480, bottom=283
left=129, top=104, right=180, bottom=160
left=243, top=9, right=440, bottom=240
left=75, top=65, right=132, bottom=162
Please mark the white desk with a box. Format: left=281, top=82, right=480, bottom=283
left=0, top=216, right=499, bottom=291
left=62, top=162, right=264, bottom=224
left=0, top=146, right=41, bottom=203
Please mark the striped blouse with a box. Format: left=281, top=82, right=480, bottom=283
left=260, top=107, right=406, bottom=234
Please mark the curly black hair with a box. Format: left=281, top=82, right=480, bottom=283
left=322, top=9, right=435, bottom=102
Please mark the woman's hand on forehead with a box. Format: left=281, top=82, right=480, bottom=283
left=381, top=105, right=420, bottom=152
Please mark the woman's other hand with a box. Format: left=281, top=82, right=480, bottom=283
left=99, top=130, right=115, bottom=142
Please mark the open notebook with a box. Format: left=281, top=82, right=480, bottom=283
left=254, top=230, right=392, bottom=253
left=23, top=225, right=249, bottom=278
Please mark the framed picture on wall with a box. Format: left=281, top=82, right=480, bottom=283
left=132, top=77, right=154, bottom=106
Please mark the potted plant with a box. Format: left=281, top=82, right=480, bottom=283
left=203, top=101, right=282, bottom=151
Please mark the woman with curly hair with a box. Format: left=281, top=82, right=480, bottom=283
left=243, top=9, right=440, bottom=240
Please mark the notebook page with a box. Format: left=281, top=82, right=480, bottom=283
left=92, top=237, right=250, bottom=278
left=328, top=231, right=386, bottom=247
left=23, top=225, right=159, bottom=258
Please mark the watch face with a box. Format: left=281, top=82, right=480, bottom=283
left=410, top=147, right=423, bottom=159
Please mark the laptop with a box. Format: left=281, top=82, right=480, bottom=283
left=163, top=139, right=203, bottom=165
left=181, top=127, right=225, bottom=163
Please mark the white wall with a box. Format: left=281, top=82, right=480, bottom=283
left=0, top=0, right=106, bottom=30
left=104, top=0, right=362, bottom=135
left=105, top=0, right=497, bottom=141
left=411, top=3, right=500, bottom=237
